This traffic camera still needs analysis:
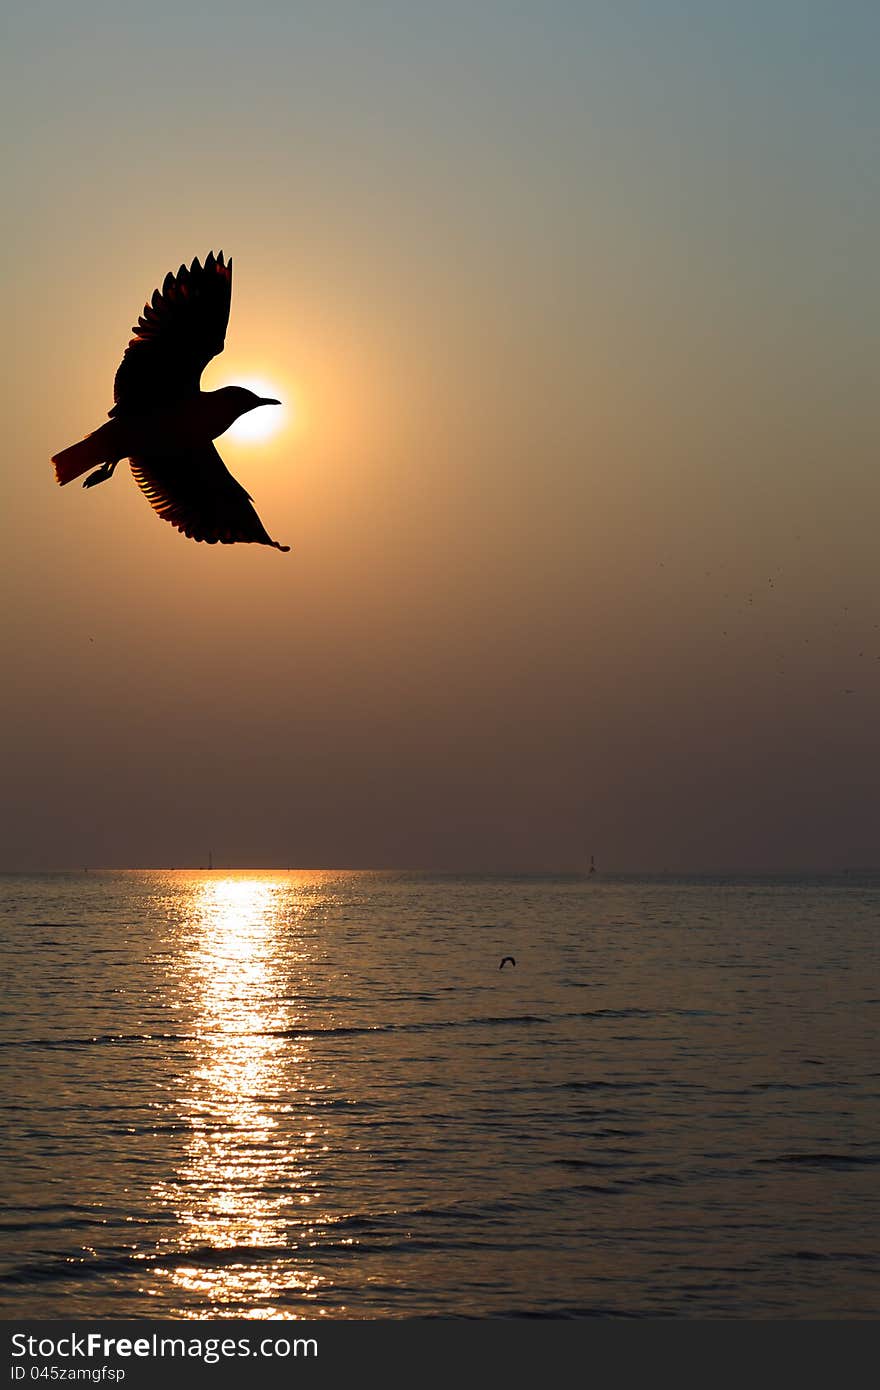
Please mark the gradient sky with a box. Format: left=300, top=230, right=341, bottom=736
left=3, top=1, right=880, bottom=871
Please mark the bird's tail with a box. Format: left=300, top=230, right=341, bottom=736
left=51, top=424, right=118, bottom=486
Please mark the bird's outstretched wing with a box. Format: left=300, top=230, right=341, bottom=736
left=130, top=444, right=290, bottom=551
left=111, top=252, right=232, bottom=415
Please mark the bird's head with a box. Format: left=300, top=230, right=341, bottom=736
left=217, top=385, right=281, bottom=423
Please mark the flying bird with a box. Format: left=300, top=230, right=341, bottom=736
left=499, top=956, right=516, bottom=969
left=51, top=252, right=289, bottom=551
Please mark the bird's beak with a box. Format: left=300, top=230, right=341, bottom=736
left=258, top=397, right=281, bottom=407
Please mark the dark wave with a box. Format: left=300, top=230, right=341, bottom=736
left=0, top=1215, right=118, bottom=1234
left=553, top=1079, right=648, bottom=1092
left=781, top=1249, right=880, bottom=1263
left=23, top=922, right=86, bottom=930
left=0, top=1005, right=696, bottom=1053
left=488, top=1306, right=644, bottom=1319
left=2, top=1228, right=539, bottom=1288
left=0, top=1031, right=200, bottom=1051
left=759, top=1152, right=880, bottom=1169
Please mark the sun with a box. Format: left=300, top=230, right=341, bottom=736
left=226, top=376, right=290, bottom=442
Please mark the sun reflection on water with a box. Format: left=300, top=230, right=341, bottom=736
left=151, top=874, right=329, bottom=1317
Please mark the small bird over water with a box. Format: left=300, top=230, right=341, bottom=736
left=499, top=956, right=516, bottom=969
left=51, top=252, right=289, bottom=551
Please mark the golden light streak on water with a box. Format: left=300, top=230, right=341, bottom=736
left=151, top=874, right=329, bottom=1317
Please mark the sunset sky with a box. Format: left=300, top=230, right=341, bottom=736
left=3, top=1, right=880, bottom=872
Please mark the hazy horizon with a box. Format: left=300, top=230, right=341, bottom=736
left=6, top=862, right=880, bottom=878
left=4, top=2, right=880, bottom=873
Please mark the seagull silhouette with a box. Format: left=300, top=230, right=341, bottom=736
left=51, top=252, right=289, bottom=551
left=499, top=956, right=516, bottom=969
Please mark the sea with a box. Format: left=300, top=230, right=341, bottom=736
left=1, top=870, right=878, bottom=1320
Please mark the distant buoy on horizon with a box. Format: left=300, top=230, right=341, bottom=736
left=499, top=956, right=516, bottom=969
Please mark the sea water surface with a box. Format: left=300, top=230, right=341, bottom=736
left=1, top=870, right=878, bottom=1319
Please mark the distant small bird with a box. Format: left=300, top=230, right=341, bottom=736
left=51, top=252, right=289, bottom=551
left=499, top=956, right=516, bottom=969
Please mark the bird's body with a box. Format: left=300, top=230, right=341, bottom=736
left=51, top=253, right=289, bottom=551
left=59, top=388, right=272, bottom=468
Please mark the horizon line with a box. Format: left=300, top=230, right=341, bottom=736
left=3, top=864, right=880, bottom=878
